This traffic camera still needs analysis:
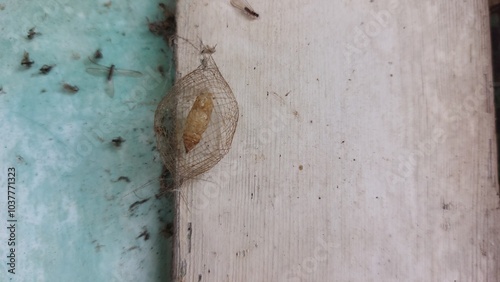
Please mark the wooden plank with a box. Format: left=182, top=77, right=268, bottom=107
left=172, top=0, right=500, bottom=281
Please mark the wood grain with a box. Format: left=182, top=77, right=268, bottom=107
left=172, top=0, right=500, bottom=281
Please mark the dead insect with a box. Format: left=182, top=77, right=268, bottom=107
left=201, top=44, right=217, bottom=55
left=62, top=83, right=79, bottom=93
left=160, top=222, right=174, bottom=238
left=136, top=228, right=150, bottom=241
left=39, top=64, right=55, bottom=75
left=157, top=65, right=165, bottom=77
left=147, top=3, right=176, bottom=44
left=27, top=27, right=41, bottom=40
left=0, top=86, right=5, bottom=95
left=86, top=57, right=143, bottom=98
left=147, top=18, right=161, bottom=34
left=183, top=93, right=214, bottom=153
left=230, top=0, right=259, bottom=18
left=158, top=3, right=175, bottom=19
left=129, top=198, right=150, bottom=214
left=93, top=49, right=103, bottom=60
left=21, top=51, right=34, bottom=67
left=111, top=136, right=125, bottom=147
left=112, top=176, right=131, bottom=183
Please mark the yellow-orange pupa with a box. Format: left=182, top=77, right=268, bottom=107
left=182, top=93, right=214, bottom=153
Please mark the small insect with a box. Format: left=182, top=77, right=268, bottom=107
left=93, top=49, right=103, bottom=60
left=39, top=64, right=55, bottom=75
left=158, top=3, right=175, bottom=20
left=27, top=27, right=41, bottom=40
left=62, top=83, right=79, bottom=93
left=112, top=176, right=131, bottom=183
left=183, top=93, right=214, bottom=153
left=111, top=136, right=125, bottom=147
left=201, top=44, right=217, bottom=55
left=160, top=222, right=174, bottom=239
left=157, top=65, right=165, bottom=77
left=21, top=51, right=34, bottom=67
left=86, top=57, right=143, bottom=98
left=136, top=228, right=150, bottom=241
left=147, top=3, right=176, bottom=45
left=230, top=0, right=259, bottom=18
left=129, top=198, right=149, bottom=212
left=158, top=3, right=167, bottom=11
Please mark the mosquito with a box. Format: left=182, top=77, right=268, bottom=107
left=93, top=49, right=103, bottom=60
left=62, top=83, right=79, bottom=93
left=39, top=64, right=55, bottom=75
left=21, top=51, right=34, bottom=67
left=111, top=136, right=125, bottom=147
left=86, top=57, right=143, bottom=98
left=27, top=27, right=41, bottom=40
left=230, top=0, right=259, bottom=18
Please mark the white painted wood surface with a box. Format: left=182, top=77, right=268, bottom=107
left=172, top=0, right=500, bottom=281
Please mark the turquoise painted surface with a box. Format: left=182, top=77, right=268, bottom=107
left=0, top=1, right=175, bottom=281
